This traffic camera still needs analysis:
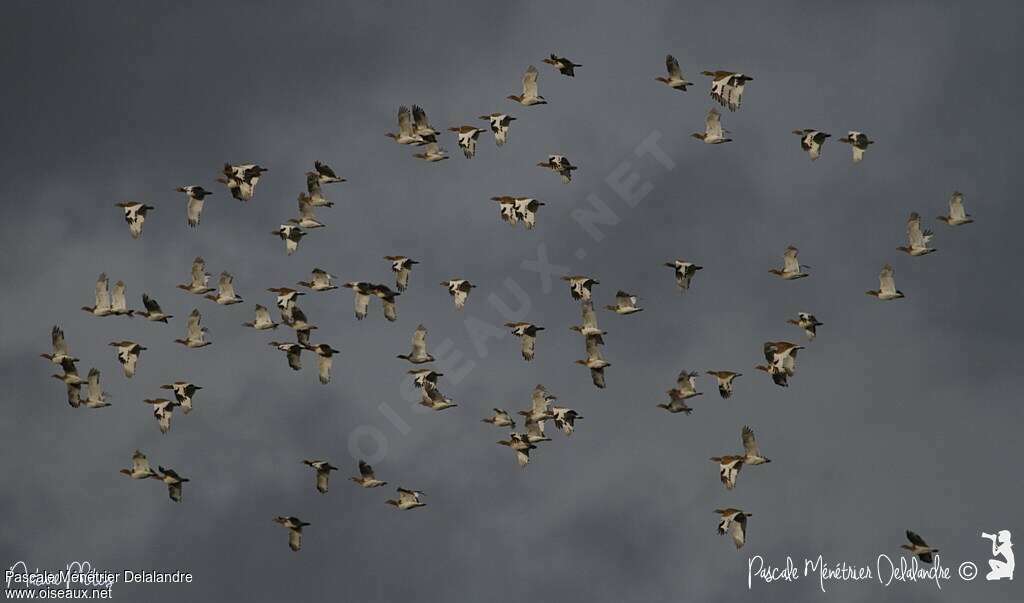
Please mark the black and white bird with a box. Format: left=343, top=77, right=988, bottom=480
left=82, top=273, right=112, bottom=316
left=542, top=54, right=581, bottom=76
left=270, top=224, right=306, bottom=255
left=268, top=341, right=303, bottom=371
left=115, top=202, right=154, bottom=239
left=901, top=531, right=939, bottom=564
left=715, top=508, right=753, bottom=549
left=205, top=272, right=243, bottom=305
left=175, top=309, right=211, bottom=348
left=156, top=466, right=189, bottom=502
left=306, top=344, right=339, bottom=384
left=706, top=370, right=741, bottom=399
left=769, top=246, right=809, bottom=280
left=448, top=125, right=486, bottom=158
left=508, top=65, right=547, bottom=106
left=479, top=113, right=516, bottom=146
left=302, top=459, right=338, bottom=494
left=505, top=322, right=545, bottom=361
left=605, top=290, right=643, bottom=315
left=664, top=260, right=703, bottom=291
left=218, top=163, right=267, bottom=201
left=273, top=516, right=311, bottom=552
left=440, top=279, right=476, bottom=310
left=562, top=275, right=599, bottom=302
left=937, top=191, right=974, bottom=226
left=787, top=312, right=823, bottom=340
left=178, top=257, right=215, bottom=295
left=297, top=268, right=338, bottom=292
left=701, top=70, right=753, bottom=111
left=144, top=398, right=178, bottom=434
left=159, top=381, right=202, bottom=414
left=176, top=186, right=213, bottom=227
left=385, top=488, right=427, bottom=510
left=342, top=281, right=375, bottom=320
left=709, top=454, right=745, bottom=490
left=137, top=294, right=172, bottom=322
left=384, top=256, right=419, bottom=292
left=537, top=155, right=577, bottom=183
left=551, top=406, right=583, bottom=436
left=756, top=341, right=804, bottom=386
left=576, top=333, right=610, bottom=388
left=120, top=450, right=159, bottom=480
left=898, top=212, right=936, bottom=256
left=350, top=460, right=387, bottom=488
left=656, top=54, right=691, bottom=90
left=792, top=129, right=831, bottom=160
left=397, top=324, right=434, bottom=364
left=109, top=340, right=146, bottom=378
left=838, top=131, right=873, bottom=163
left=866, top=263, right=904, bottom=300
left=370, top=284, right=400, bottom=322
left=242, top=304, right=279, bottom=330
left=692, top=108, right=732, bottom=144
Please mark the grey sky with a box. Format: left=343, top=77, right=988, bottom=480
left=2, top=1, right=1023, bottom=601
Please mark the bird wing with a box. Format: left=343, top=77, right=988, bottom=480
left=51, top=326, right=67, bottom=356
left=317, top=354, right=332, bottom=384
left=879, top=264, right=897, bottom=296
left=95, top=274, right=110, bottom=310
left=730, top=514, right=748, bottom=548
left=412, top=325, right=427, bottom=355
left=581, top=300, right=598, bottom=329
left=219, top=273, right=236, bottom=298
left=254, top=305, right=271, bottom=324
left=111, top=281, right=128, bottom=311
left=132, top=451, right=150, bottom=474
left=382, top=297, right=398, bottom=322
left=521, top=334, right=536, bottom=361
left=190, top=258, right=206, bottom=287
left=906, top=530, right=928, bottom=547
left=354, top=292, right=369, bottom=319
left=359, top=460, right=375, bottom=479
left=298, top=194, right=316, bottom=220
left=288, top=529, right=302, bottom=552
left=187, top=309, right=203, bottom=340
left=315, top=160, right=337, bottom=179
left=522, top=65, right=539, bottom=97
left=397, top=105, right=413, bottom=136
left=666, top=54, right=682, bottom=78
left=584, top=334, right=603, bottom=361
left=705, top=108, right=723, bottom=138
left=949, top=192, right=966, bottom=220
left=142, top=293, right=161, bottom=314
left=741, top=426, right=759, bottom=456
left=907, top=213, right=925, bottom=247
left=286, top=346, right=302, bottom=371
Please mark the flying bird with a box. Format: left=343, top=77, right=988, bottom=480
left=177, top=186, right=213, bottom=227
left=205, top=272, right=243, bottom=305
left=508, top=65, right=547, bottom=106
left=350, top=460, right=387, bottom=488
left=838, top=131, right=873, bottom=163
left=82, top=273, right=112, bottom=316
left=41, top=325, right=78, bottom=366
left=413, top=141, right=449, bottom=162
left=115, top=202, right=154, bottom=239
left=441, top=279, right=476, bottom=310
left=937, top=191, right=974, bottom=226
left=706, top=370, right=741, bottom=399
left=898, top=212, right=936, bottom=256
left=109, top=340, right=146, bottom=378
left=741, top=426, right=771, bottom=465
left=664, top=260, right=703, bottom=291
left=385, top=488, right=427, bottom=510
left=175, top=309, right=211, bottom=348
left=342, top=281, right=375, bottom=320
left=692, top=108, right=732, bottom=144
left=576, top=333, right=610, bottom=388
left=156, top=466, right=189, bottom=502
left=411, top=105, right=440, bottom=138
left=242, top=304, right=279, bottom=330
left=448, top=125, right=486, bottom=158
left=542, top=54, right=580, bottom=76
left=710, top=455, right=745, bottom=490
left=866, top=264, right=905, bottom=300
left=297, top=268, right=338, bottom=292
left=419, top=382, right=458, bottom=411
left=656, top=54, right=691, bottom=90
left=290, top=194, right=327, bottom=229
left=144, top=398, right=178, bottom=434
left=657, top=389, right=695, bottom=414
left=109, top=280, right=133, bottom=317
left=551, top=406, right=583, bottom=435
left=306, top=344, right=339, bottom=384
left=386, top=106, right=430, bottom=145
left=120, top=450, right=159, bottom=479
left=137, top=294, right=173, bottom=322
left=605, top=290, right=643, bottom=315
left=787, top=312, right=823, bottom=340
left=497, top=432, right=537, bottom=467
left=397, top=324, right=435, bottom=364
left=901, top=530, right=939, bottom=564
left=370, top=284, right=400, bottom=322
left=309, top=160, right=345, bottom=185
left=269, top=341, right=303, bottom=371
left=302, top=459, right=339, bottom=494
left=482, top=408, right=516, bottom=429
left=519, top=385, right=557, bottom=425
left=769, top=246, right=809, bottom=280
left=571, top=300, right=606, bottom=343
left=715, top=508, right=752, bottom=549
left=479, top=113, right=516, bottom=146
left=505, top=322, right=545, bottom=361
left=52, top=358, right=84, bottom=407
left=218, top=163, right=267, bottom=201
left=384, top=256, right=419, bottom=292
left=178, top=257, right=215, bottom=295
left=159, top=381, right=202, bottom=414
left=273, top=516, right=311, bottom=552
left=562, top=275, right=599, bottom=302
left=537, top=155, right=577, bottom=183
left=270, top=224, right=306, bottom=255
left=701, top=70, right=753, bottom=111
left=792, top=129, right=831, bottom=160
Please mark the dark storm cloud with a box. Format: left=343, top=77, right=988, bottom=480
left=1, top=2, right=1022, bottom=602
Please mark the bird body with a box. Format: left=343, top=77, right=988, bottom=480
left=542, top=54, right=580, bottom=77
left=665, top=260, right=703, bottom=290
left=273, top=516, right=310, bottom=551
left=175, top=309, right=211, bottom=348
left=507, top=65, right=547, bottom=105
left=386, top=488, right=426, bottom=509
left=937, top=191, right=973, bottom=226
left=120, top=450, right=159, bottom=479
left=384, top=256, right=419, bottom=292
left=769, top=246, right=809, bottom=280
left=692, top=108, right=732, bottom=143
left=397, top=324, right=435, bottom=364
left=505, top=322, right=544, bottom=361
left=177, top=186, right=213, bottom=227
left=441, top=279, right=475, bottom=310
left=656, top=55, right=691, bottom=90
left=901, top=530, right=939, bottom=564
left=706, top=370, right=741, bottom=398
left=606, top=290, right=643, bottom=315
left=715, top=508, right=752, bottom=548
left=898, top=212, right=936, bottom=256
left=787, top=312, right=822, bottom=340
left=351, top=460, right=387, bottom=488
left=479, top=113, right=516, bottom=146
left=115, top=202, right=154, bottom=239
left=838, top=131, right=873, bottom=163
left=866, top=264, right=904, bottom=300
left=302, top=459, right=338, bottom=493
left=701, top=70, right=753, bottom=111
left=792, top=129, right=831, bottom=160
left=218, top=163, right=266, bottom=201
